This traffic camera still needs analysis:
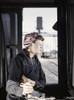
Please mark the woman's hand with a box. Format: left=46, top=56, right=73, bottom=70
left=21, top=75, right=35, bottom=87
left=27, top=78, right=35, bottom=87
left=20, top=82, right=33, bottom=96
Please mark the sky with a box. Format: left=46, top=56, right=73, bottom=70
left=22, top=8, right=57, bottom=34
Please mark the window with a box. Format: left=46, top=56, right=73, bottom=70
left=22, top=8, right=58, bottom=84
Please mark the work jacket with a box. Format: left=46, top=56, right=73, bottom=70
left=6, top=49, right=46, bottom=100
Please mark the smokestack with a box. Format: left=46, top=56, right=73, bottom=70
left=36, top=17, right=43, bottom=34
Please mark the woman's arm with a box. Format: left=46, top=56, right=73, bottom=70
left=6, top=56, right=33, bottom=97
left=34, top=66, right=46, bottom=91
left=6, top=80, right=23, bottom=97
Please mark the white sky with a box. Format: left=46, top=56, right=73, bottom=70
left=22, top=8, right=57, bottom=34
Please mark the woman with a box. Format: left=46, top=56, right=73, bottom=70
left=6, top=33, right=46, bottom=100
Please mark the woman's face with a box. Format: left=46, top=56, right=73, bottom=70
left=30, top=40, right=43, bottom=54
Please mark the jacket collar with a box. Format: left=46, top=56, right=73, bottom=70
left=21, top=49, right=36, bottom=59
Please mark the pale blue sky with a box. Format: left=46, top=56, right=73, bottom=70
left=22, top=8, right=57, bottom=34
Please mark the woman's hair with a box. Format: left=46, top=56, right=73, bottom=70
left=33, top=35, right=44, bottom=42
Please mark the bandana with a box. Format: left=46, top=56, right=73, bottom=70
left=24, top=33, right=38, bottom=48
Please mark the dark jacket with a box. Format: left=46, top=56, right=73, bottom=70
left=6, top=49, right=46, bottom=99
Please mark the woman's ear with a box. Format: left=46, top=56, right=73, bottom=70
left=27, top=44, right=32, bottom=52
left=30, top=43, right=34, bottom=47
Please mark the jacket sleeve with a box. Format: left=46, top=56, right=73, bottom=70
left=6, top=80, right=23, bottom=97
left=6, top=55, right=23, bottom=97
left=34, top=60, right=46, bottom=91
